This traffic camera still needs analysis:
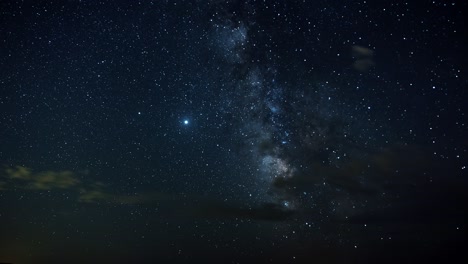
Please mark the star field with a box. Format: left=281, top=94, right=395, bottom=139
left=0, top=1, right=467, bottom=263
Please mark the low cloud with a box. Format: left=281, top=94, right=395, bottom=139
left=78, top=185, right=175, bottom=205
left=198, top=202, right=295, bottom=221
left=272, top=145, right=433, bottom=197
left=1, top=165, right=179, bottom=206
left=1, top=166, right=155, bottom=205
left=28, top=170, right=79, bottom=190
left=5, top=166, right=32, bottom=180
left=78, top=189, right=112, bottom=203
left=4, top=166, right=79, bottom=190
left=0, top=181, right=6, bottom=190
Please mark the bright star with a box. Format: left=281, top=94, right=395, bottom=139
left=183, top=120, right=189, bottom=125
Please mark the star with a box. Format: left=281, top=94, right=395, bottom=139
left=183, top=119, right=189, bottom=125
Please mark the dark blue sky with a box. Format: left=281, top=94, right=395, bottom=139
left=0, top=1, right=466, bottom=263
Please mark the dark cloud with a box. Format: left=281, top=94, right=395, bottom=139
left=1, top=165, right=295, bottom=222
left=268, top=142, right=468, bottom=224
left=198, top=202, right=295, bottom=221
left=346, top=175, right=468, bottom=225
left=273, top=144, right=436, bottom=196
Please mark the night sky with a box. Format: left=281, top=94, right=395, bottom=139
left=0, top=1, right=467, bottom=263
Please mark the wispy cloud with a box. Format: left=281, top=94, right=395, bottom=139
left=0, top=180, right=7, bottom=191
left=4, top=166, right=79, bottom=190
left=351, top=45, right=375, bottom=72
left=1, top=165, right=175, bottom=206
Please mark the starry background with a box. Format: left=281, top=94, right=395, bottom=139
left=0, top=0, right=467, bottom=263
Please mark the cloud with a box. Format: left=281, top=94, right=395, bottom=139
left=1, top=167, right=137, bottom=204
left=198, top=202, right=295, bottom=221
left=351, top=45, right=375, bottom=72
left=77, top=186, right=175, bottom=205
left=0, top=166, right=292, bottom=222
left=1, top=165, right=182, bottom=207
left=267, top=141, right=468, bottom=224
left=3, top=166, right=79, bottom=190
left=0, top=181, right=7, bottom=191
left=115, top=192, right=175, bottom=205
left=274, top=143, right=439, bottom=197
left=28, top=170, right=79, bottom=190
left=78, top=189, right=112, bottom=203
left=5, top=166, right=32, bottom=180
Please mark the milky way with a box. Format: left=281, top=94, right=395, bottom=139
left=209, top=6, right=356, bottom=220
